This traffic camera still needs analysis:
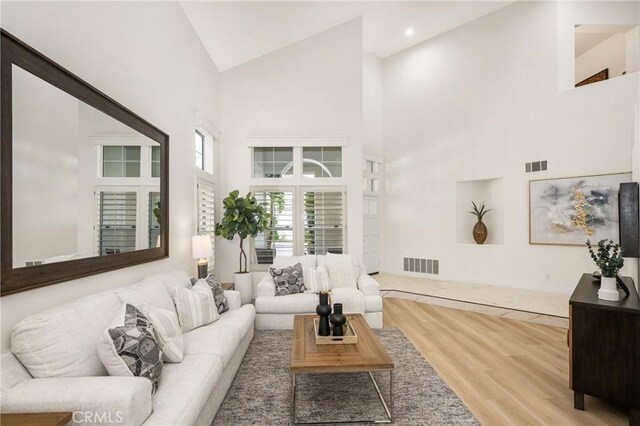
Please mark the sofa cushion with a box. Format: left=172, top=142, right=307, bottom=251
left=116, top=277, right=176, bottom=315
left=145, top=354, right=223, bottom=426
left=11, top=290, right=121, bottom=378
left=255, top=292, right=319, bottom=314
left=330, top=288, right=365, bottom=314
left=172, top=281, right=219, bottom=333
left=96, top=304, right=163, bottom=393
left=270, top=263, right=306, bottom=296
left=181, top=305, right=255, bottom=366
left=137, top=304, right=184, bottom=363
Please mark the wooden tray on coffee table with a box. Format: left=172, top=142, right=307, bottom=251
left=313, top=317, right=358, bottom=345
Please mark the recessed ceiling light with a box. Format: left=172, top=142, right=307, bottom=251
left=405, top=27, right=415, bottom=37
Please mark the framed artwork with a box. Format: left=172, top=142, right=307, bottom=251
left=529, top=172, right=632, bottom=246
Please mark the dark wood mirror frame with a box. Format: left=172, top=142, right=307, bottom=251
left=1, top=30, right=169, bottom=296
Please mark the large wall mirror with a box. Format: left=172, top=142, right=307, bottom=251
left=1, top=30, right=169, bottom=295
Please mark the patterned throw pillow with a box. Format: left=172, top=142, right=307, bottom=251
left=136, top=304, right=184, bottom=363
left=269, top=262, right=306, bottom=296
left=172, top=281, right=219, bottom=333
left=190, top=275, right=229, bottom=314
left=96, top=304, right=163, bottom=393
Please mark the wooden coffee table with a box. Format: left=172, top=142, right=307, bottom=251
left=0, top=412, right=72, bottom=426
left=290, top=314, right=394, bottom=424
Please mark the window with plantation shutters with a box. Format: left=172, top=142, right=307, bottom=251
left=96, top=191, right=137, bottom=255
left=254, top=190, right=295, bottom=264
left=303, top=190, right=345, bottom=255
left=196, top=178, right=216, bottom=274
left=148, top=191, right=161, bottom=248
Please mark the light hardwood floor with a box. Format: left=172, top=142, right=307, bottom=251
left=383, top=297, right=629, bottom=425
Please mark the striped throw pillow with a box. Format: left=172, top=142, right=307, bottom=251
left=136, top=303, right=184, bottom=363
left=172, top=281, right=219, bottom=333
left=316, top=266, right=331, bottom=293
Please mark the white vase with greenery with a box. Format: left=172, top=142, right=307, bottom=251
left=586, top=239, right=624, bottom=302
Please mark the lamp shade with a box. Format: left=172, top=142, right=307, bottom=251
left=192, top=235, right=213, bottom=259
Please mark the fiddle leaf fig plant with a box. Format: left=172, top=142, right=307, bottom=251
left=215, top=190, right=270, bottom=273
left=586, top=239, right=624, bottom=278
left=469, top=201, right=492, bottom=221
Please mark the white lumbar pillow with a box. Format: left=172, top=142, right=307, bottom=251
left=315, top=266, right=332, bottom=293
left=136, top=303, right=184, bottom=363
left=325, top=253, right=357, bottom=289
left=172, top=280, right=219, bottom=333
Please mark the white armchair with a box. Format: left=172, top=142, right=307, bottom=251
left=254, top=255, right=383, bottom=330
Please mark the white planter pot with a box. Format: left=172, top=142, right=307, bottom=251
left=234, top=272, right=253, bottom=305
left=598, top=276, right=620, bottom=302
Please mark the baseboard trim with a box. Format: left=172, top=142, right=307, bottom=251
left=381, top=288, right=569, bottom=319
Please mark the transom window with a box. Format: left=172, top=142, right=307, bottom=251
left=302, top=147, right=342, bottom=178
left=253, top=147, right=294, bottom=178
left=102, top=146, right=141, bottom=177
left=252, top=146, right=342, bottom=179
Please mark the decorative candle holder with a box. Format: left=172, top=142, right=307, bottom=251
left=330, top=303, right=346, bottom=337
left=316, top=292, right=332, bottom=336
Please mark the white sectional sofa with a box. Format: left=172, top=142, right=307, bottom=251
left=255, top=255, right=383, bottom=330
left=0, top=271, right=255, bottom=426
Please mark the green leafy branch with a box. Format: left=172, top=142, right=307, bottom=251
left=469, top=201, right=492, bottom=221
left=586, top=239, right=624, bottom=278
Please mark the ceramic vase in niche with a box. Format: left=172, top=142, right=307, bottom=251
left=598, top=276, right=620, bottom=302
left=316, top=292, right=332, bottom=336
left=473, top=219, right=488, bottom=244
left=330, top=303, right=346, bottom=337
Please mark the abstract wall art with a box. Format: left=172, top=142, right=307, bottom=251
left=529, top=173, right=632, bottom=245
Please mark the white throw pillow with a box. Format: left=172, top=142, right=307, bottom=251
left=302, top=267, right=319, bottom=293
left=96, top=304, right=163, bottom=393
left=172, top=281, right=219, bottom=333
left=115, top=277, right=176, bottom=315
left=325, top=253, right=357, bottom=289
left=11, top=290, right=121, bottom=378
left=136, top=304, right=184, bottom=363
left=315, top=266, right=332, bottom=293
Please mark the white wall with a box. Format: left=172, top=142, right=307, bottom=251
left=218, top=19, right=364, bottom=284
left=381, top=1, right=639, bottom=294
left=1, top=1, right=220, bottom=351
left=575, top=32, right=628, bottom=83
left=363, top=53, right=383, bottom=156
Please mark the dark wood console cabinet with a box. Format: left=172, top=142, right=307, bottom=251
left=569, top=273, right=639, bottom=425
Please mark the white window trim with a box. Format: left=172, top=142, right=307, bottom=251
left=247, top=135, right=348, bottom=148
left=251, top=146, right=344, bottom=183
left=249, top=185, right=347, bottom=271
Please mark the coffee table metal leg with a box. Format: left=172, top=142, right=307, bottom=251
left=368, top=371, right=393, bottom=423
left=291, top=372, right=297, bottom=425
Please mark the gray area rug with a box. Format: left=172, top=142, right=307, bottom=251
left=212, top=329, right=478, bottom=425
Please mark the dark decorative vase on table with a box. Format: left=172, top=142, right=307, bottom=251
left=473, top=219, right=488, bottom=244
left=330, top=303, right=346, bottom=337
left=316, top=292, right=332, bottom=336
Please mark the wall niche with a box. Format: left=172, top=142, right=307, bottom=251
left=456, top=178, right=504, bottom=245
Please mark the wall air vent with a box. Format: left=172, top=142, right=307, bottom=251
left=525, top=160, right=548, bottom=173
left=403, top=257, right=439, bottom=275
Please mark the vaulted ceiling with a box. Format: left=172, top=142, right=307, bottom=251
left=180, top=1, right=513, bottom=71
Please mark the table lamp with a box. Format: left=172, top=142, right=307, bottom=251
left=192, top=235, right=213, bottom=279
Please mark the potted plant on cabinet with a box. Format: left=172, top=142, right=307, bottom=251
left=469, top=201, right=492, bottom=244
left=215, top=190, right=270, bottom=304
left=586, top=239, right=624, bottom=301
